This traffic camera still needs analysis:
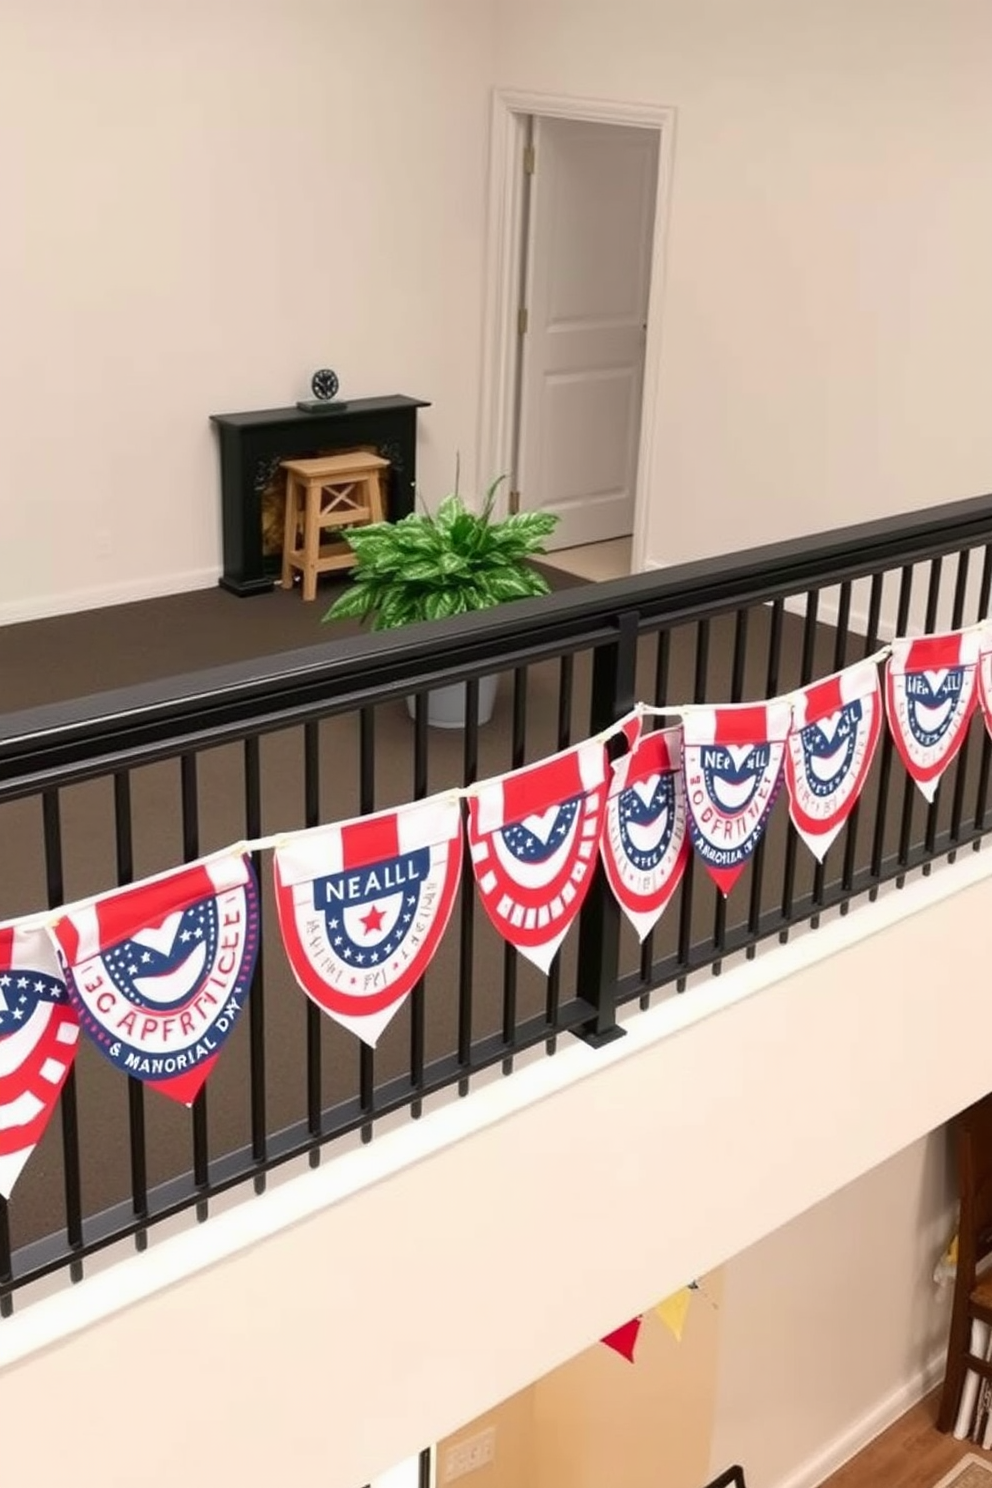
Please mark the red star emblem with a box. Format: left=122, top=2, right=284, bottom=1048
left=359, top=904, right=385, bottom=935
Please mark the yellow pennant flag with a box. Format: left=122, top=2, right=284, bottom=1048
left=654, top=1287, right=694, bottom=1343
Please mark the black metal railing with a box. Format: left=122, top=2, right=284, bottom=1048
left=3, top=492, right=992, bottom=1310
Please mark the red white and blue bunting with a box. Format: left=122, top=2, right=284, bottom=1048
left=274, top=792, right=463, bottom=1047
left=0, top=923, right=80, bottom=1199
left=467, top=739, right=608, bottom=973
left=601, top=724, right=688, bottom=941
left=786, top=659, right=883, bottom=861
left=681, top=702, right=792, bottom=896
left=51, top=852, right=260, bottom=1106
left=0, top=625, right=986, bottom=1195
left=885, top=630, right=980, bottom=802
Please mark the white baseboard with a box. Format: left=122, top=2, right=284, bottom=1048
left=770, top=1346, right=946, bottom=1488
left=0, top=567, right=220, bottom=627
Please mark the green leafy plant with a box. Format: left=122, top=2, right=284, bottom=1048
left=323, top=477, right=559, bottom=631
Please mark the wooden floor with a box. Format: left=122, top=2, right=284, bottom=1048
left=823, top=1392, right=992, bottom=1488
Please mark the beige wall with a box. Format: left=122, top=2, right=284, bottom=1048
left=710, top=1133, right=955, bottom=1488
left=441, top=1133, right=953, bottom=1488
left=0, top=859, right=986, bottom=1488
left=494, top=0, right=992, bottom=570
left=438, top=1385, right=536, bottom=1488
left=0, top=0, right=495, bottom=621
left=7, top=2, right=992, bottom=621
left=437, top=1270, right=724, bottom=1488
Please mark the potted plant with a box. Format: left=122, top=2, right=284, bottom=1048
left=323, top=476, right=559, bottom=728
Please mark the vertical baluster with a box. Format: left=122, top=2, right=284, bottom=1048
left=810, top=581, right=852, bottom=927
left=870, top=566, right=915, bottom=896
left=557, top=653, right=574, bottom=750
left=501, top=667, right=528, bottom=1075
left=676, top=619, right=710, bottom=991
left=639, top=628, right=672, bottom=1006
left=42, top=789, right=84, bottom=1279
left=747, top=600, right=784, bottom=956
left=180, top=755, right=209, bottom=1221
left=576, top=614, right=639, bottom=1035
left=458, top=680, right=481, bottom=1089
left=779, top=590, right=819, bottom=939
left=410, top=696, right=429, bottom=1114
left=114, top=770, right=148, bottom=1250
left=358, top=708, right=376, bottom=1142
left=244, top=737, right=267, bottom=1191
left=840, top=571, right=884, bottom=913
left=899, top=559, right=943, bottom=882
left=0, top=1197, right=11, bottom=1316
left=949, top=549, right=982, bottom=860
left=711, top=609, right=749, bottom=973
left=418, top=1447, right=433, bottom=1488
left=304, top=722, right=323, bottom=1166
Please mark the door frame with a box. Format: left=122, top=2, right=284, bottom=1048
left=476, top=89, right=677, bottom=573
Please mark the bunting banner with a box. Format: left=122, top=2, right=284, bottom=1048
left=601, top=724, right=689, bottom=940
left=273, top=792, right=463, bottom=1047
left=599, top=1316, right=643, bottom=1363
left=6, top=619, right=992, bottom=1206
left=50, top=853, right=259, bottom=1106
left=681, top=701, right=792, bottom=895
left=885, top=629, right=980, bottom=802
left=786, top=660, right=883, bottom=861
left=467, top=739, right=608, bottom=973
left=0, top=923, right=80, bottom=1199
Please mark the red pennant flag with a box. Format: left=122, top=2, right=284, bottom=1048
left=600, top=1316, right=643, bottom=1362
left=786, top=659, right=883, bottom=861
left=0, top=923, right=80, bottom=1198
left=885, top=630, right=979, bottom=802
left=467, top=739, right=608, bottom=973
left=682, top=701, right=792, bottom=895
left=601, top=725, right=689, bottom=940
left=274, top=792, right=463, bottom=1048
left=51, top=852, right=259, bottom=1106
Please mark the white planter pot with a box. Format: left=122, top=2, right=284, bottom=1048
left=405, top=675, right=499, bottom=730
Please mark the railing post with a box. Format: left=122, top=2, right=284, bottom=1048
left=575, top=611, right=640, bottom=1048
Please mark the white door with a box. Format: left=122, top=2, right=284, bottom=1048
left=516, top=117, right=659, bottom=551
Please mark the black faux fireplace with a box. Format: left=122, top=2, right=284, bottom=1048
left=210, top=393, right=430, bottom=596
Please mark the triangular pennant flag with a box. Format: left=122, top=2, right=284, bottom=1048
left=600, top=1316, right=643, bottom=1362
left=0, top=922, right=80, bottom=1198
left=467, top=739, right=608, bottom=973
left=654, top=1287, right=694, bottom=1343
left=681, top=700, right=792, bottom=894
left=273, top=792, right=463, bottom=1047
left=885, top=629, right=980, bottom=802
left=601, top=724, right=689, bottom=940
left=786, top=659, right=883, bottom=861
left=50, top=852, right=259, bottom=1106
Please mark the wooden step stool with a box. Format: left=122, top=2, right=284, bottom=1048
left=280, top=452, right=389, bottom=601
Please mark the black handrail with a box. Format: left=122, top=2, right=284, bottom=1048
left=3, top=491, right=992, bottom=785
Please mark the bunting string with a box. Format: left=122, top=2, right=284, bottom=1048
left=1, top=624, right=989, bottom=1197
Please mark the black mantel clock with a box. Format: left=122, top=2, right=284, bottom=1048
left=210, top=393, right=431, bottom=596
left=297, top=367, right=342, bottom=412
